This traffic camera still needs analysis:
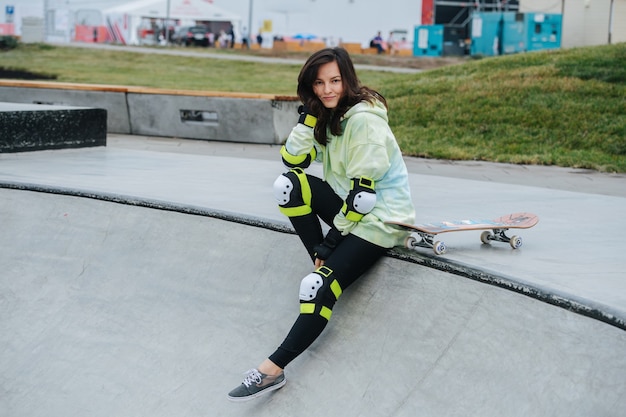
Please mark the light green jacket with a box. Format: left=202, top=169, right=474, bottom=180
left=285, top=99, right=415, bottom=248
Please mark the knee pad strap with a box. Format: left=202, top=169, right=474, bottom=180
left=300, top=303, right=334, bottom=321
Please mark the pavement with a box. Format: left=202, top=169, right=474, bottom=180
left=1, top=133, right=625, bottom=417
left=57, top=42, right=425, bottom=74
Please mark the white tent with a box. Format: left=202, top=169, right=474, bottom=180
left=103, top=0, right=240, bottom=45
left=104, top=0, right=239, bottom=22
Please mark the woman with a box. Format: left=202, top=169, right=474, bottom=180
left=228, top=47, right=415, bottom=401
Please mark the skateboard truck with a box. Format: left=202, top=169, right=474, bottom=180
left=406, top=232, right=447, bottom=255
left=480, top=229, right=523, bottom=249
left=407, top=228, right=521, bottom=256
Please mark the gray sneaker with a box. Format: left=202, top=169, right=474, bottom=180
left=227, top=368, right=286, bottom=402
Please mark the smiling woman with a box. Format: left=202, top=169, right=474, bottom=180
left=227, top=47, right=416, bottom=401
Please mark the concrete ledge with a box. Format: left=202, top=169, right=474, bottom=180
left=0, top=81, right=130, bottom=133
left=0, top=102, right=107, bottom=152
left=0, top=80, right=300, bottom=145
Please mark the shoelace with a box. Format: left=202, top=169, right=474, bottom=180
left=242, top=369, right=263, bottom=387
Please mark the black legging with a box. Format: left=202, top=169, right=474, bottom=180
left=269, top=174, right=387, bottom=369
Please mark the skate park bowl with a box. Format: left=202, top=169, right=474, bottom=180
left=1, top=187, right=625, bottom=417
left=1, top=80, right=625, bottom=416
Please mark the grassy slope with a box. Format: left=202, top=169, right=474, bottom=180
left=2, top=42, right=625, bottom=172
left=385, top=43, right=626, bottom=172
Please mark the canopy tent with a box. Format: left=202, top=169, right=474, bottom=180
left=103, top=0, right=240, bottom=22
left=102, top=0, right=240, bottom=45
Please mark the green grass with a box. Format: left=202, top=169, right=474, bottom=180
left=0, top=43, right=305, bottom=93
left=2, top=42, right=625, bottom=172
left=385, top=44, right=626, bottom=172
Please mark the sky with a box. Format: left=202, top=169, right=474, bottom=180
left=227, top=0, right=423, bottom=44
left=3, top=0, right=423, bottom=45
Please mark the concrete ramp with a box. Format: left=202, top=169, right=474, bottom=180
left=1, top=189, right=625, bottom=417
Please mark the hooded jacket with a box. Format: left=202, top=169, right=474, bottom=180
left=284, top=99, right=415, bottom=248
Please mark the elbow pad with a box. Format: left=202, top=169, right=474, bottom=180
left=280, top=145, right=317, bottom=169
left=342, top=177, right=376, bottom=222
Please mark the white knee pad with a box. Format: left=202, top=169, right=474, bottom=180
left=273, top=174, right=294, bottom=205
left=299, top=273, right=323, bottom=301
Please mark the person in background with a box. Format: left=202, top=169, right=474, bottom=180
left=370, top=30, right=385, bottom=54
left=227, top=47, right=415, bottom=402
left=228, top=24, right=235, bottom=48
left=241, top=26, right=250, bottom=49
left=218, top=30, right=227, bottom=48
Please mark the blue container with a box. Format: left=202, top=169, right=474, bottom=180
left=501, top=12, right=526, bottom=54
left=525, top=13, right=562, bottom=51
left=470, top=11, right=506, bottom=57
left=470, top=12, right=562, bottom=56
left=413, top=25, right=444, bottom=57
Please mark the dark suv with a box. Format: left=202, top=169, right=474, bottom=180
left=173, top=26, right=213, bottom=47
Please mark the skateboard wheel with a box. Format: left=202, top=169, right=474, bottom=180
left=405, top=236, right=418, bottom=250
left=433, top=241, right=446, bottom=255
left=480, top=231, right=492, bottom=244
left=510, top=235, right=522, bottom=249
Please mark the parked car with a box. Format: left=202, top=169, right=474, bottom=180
left=172, top=26, right=213, bottom=47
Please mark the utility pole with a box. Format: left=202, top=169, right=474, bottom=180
left=247, top=0, right=253, bottom=43
left=165, top=0, right=171, bottom=45
left=43, top=0, right=49, bottom=41
left=608, top=0, right=614, bottom=44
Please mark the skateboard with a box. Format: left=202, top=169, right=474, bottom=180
left=386, top=212, right=539, bottom=255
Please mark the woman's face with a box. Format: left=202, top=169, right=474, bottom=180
left=312, top=61, right=344, bottom=109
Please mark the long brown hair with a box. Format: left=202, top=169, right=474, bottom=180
left=297, top=47, right=387, bottom=145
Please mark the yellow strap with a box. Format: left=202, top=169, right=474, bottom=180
left=280, top=145, right=316, bottom=167
left=357, top=176, right=375, bottom=190
left=316, top=265, right=333, bottom=277
left=292, top=168, right=312, bottom=208
left=279, top=205, right=312, bottom=216
left=301, top=303, right=332, bottom=320
left=300, top=303, right=315, bottom=314
left=320, top=306, right=332, bottom=320
left=330, top=280, right=342, bottom=300
left=302, top=114, right=317, bottom=128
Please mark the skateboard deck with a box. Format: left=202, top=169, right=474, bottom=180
left=386, top=212, right=539, bottom=255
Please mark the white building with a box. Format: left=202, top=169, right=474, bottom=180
left=520, top=0, right=626, bottom=47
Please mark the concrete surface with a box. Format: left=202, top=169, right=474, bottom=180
left=1, top=134, right=625, bottom=416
